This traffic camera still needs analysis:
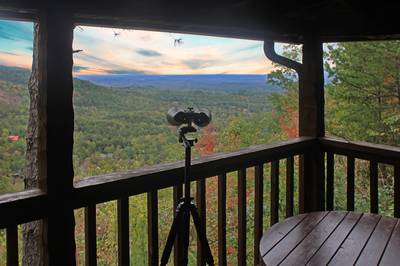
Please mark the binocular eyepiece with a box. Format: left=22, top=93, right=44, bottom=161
left=167, top=107, right=212, bottom=128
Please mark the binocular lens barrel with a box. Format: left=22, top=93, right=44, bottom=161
left=167, top=107, right=211, bottom=127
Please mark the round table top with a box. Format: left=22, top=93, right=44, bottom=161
left=260, top=211, right=400, bottom=266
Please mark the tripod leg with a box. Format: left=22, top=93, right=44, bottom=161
left=190, top=204, right=215, bottom=266
left=180, top=203, right=190, bottom=266
left=160, top=205, right=183, bottom=266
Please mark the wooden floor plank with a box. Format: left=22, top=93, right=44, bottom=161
left=262, top=212, right=328, bottom=266
left=379, top=220, right=400, bottom=265
left=355, top=216, right=397, bottom=266
left=307, top=212, right=362, bottom=265
left=280, top=211, right=347, bottom=266
left=259, top=213, right=307, bottom=258
left=328, top=213, right=381, bottom=266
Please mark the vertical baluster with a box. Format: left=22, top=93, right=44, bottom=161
left=347, top=156, right=355, bottom=211
left=238, top=169, right=246, bottom=266
left=286, top=157, right=294, bottom=217
left=254, top=165, right=264, bottom=266
left=218, top=174, right=227, bottom=266
left=298, top=155, right=305, bottom=213
left=326, top=152, right=334, bottom=211
left=85, top=204, right=97, bottom=266
left=6, top=225, right=18, bottom=266
left=196, top=179, right=206, bottom=266
left=271, top=161, right=279, bottom=225
left=147, top=191, right=159, bottom=266
left=117, top=197, right=129, bottom=266
left=395, top=164, right=400, bottom=218
left=173, top=185, right=183, bottom=265
left=370, top=161, right=379, bottom=214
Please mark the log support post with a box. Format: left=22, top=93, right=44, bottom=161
left=264, top=36, right=325, bottom=213
left=299, top=37, right=325, bottom=212
left=35, top=6, right=76, bottom=265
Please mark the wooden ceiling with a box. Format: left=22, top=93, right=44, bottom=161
left=0, top=0, right=399, bottom=43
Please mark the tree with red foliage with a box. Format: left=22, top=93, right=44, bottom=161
left=196, top=125, right=216, bottom=156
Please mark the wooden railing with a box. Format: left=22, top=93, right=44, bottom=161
left=321, top=137, right=400, bottom=216
left=1, top=136, right=399, bottom=265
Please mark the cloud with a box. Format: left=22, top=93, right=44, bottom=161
left=76, top=53, right=106, bottom=65
left=136, top=49, right=162, bottom=57
left=182, top=59, right=218, bottom=70
left=104, top=69, right=146, bottom=74
left=73, top=65, right=89, bottom=71
left=0, top=21, right=33, bottom=42
left=0, top=51, right=17, bottom=56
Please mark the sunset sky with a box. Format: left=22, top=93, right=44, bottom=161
left=0, top=19, right=275, bottom=75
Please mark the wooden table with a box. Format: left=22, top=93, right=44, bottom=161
left=260, top=211, right=400, bottom=266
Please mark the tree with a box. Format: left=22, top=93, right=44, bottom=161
left=23, top=23, right=46, bottom=266
left=325, top=41, right=400, bottom=146
left=266, top=44, right=301, bottom=139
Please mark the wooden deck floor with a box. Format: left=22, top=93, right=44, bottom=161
left=260, top=211, right=400, bottom=266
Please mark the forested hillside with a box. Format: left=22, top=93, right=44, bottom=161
left=1, top=40, right=399, bottom=265
left=0, top=65, right=284, bottom=265
left=0, top=66, right=281, bottom=193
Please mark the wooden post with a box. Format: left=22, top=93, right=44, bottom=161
left=37, top=7, right=76, bottom=265
left=298, top=36, right=325, bottom=212
left=264, top=39, right=325, bottom=213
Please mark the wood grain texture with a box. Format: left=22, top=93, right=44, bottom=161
left=280, top=211, right=347, bottom=266
left=237, top=169, right=246, bottom=266
left=356, top=216, right=397, bottom=266
left=307, top=212, right=362, bottom=265
left=326, top=152, right=334, bottom=210
left=73, top=137, right=316, bottom=208
left=85, top=205, right=97, bottom=266
left=3, top=1, right=400, bottom=43
left=6, top=225, right=18, bottom=266
left=347, top=156, right=355, bottom=211
left=395, top=164, right=400, bottom=218
left=270, top=161, right=279, bottom=226
left=285, top=157, right=294, bottom=217
left=0, top=138, right=315, bottom=229
left=262, top=212, right=328, bottom=265
left=369, top=161, right=378, bottom=214
left=320, top=136, right=400, bottom=165
left=117, top=197, right=129, bottom=266
left=379, top=220, right=400, bottom=265
left=42, top=8, right=76, bottom=265
left=217, top=174, right=227, bottom=266
left=147, top=191, right=159, bottom=266
left=259, top=213, right=307, bottom=258
left=328, top=213, right=381, bottom=265
left=254, top=165, right=264, bottom=266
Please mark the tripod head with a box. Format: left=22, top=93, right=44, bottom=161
left=167, top=107, right=212, bottom=147
left=178, top=125, right=197, bottom=147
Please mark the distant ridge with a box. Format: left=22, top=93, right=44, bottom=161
left=76, top=74, right=281, bottom=93
left=0, top=65, right=30, bottom=85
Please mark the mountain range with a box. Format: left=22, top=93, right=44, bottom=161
left=76, top=74, right=280, bottom=92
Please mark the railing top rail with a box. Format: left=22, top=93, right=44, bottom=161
left=73, top=136, right=316, bottom=208
left=0, top=189, right=47, bottom=228
left=0, top=137, right=315, bottom=228
left=320, top=136, right=400, bottom=165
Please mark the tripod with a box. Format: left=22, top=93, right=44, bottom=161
left=160, top=126, right=214, bottom=266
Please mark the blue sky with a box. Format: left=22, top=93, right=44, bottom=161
left=0, top=20, right=275, bottom=75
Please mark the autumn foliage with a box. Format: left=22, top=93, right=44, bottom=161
left=278, top=107, right=298, bottom=138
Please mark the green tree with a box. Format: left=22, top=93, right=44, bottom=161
left=325, top=41, right=400, bottom=146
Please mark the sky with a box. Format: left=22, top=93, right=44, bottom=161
left=0, top=19, right=275, bottom=75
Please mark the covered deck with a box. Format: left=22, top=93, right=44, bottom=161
left=0, top=1, right=400, bottom=265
